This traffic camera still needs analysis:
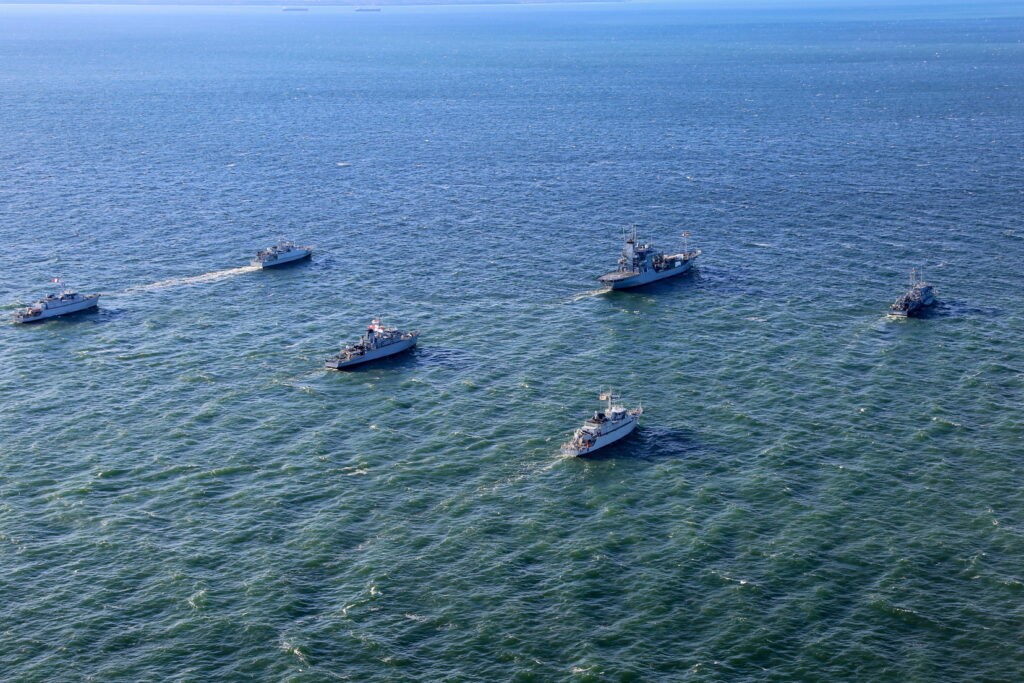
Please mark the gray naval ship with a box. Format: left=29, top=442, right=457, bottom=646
left=13, top=281, right=100, bottom=324
left=598, top=227, right=701, bottom=290
left=561, top=392, right=643, bottom=457
left=889, top=268, right=937, bottom=318
left=325, top=320, right=419, bottom=369
left=251, top=242, right=313, bottom=269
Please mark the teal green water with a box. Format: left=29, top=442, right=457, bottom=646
left=2, top=3, right=1023, bottom=680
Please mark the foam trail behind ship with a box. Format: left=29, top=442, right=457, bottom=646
left=112, top=265, right=260, bottom=294
left=563, top=287, right=611, bottom=303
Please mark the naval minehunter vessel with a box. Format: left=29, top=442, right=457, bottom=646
left=13, top=281, right=100, bottom=324
left=251, top=242, right=313, bottom=269
left=889, top=268, right=937, bottom=318
left=598, top=227, right=701, bottom=290
left=325, top=320, right=419, bottom=369
left=561, top=392, right=643, bottom=457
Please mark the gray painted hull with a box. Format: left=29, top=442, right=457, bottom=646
left=14, top=296, right=100, bottom=324
left=600, top=257, right=697, bottom=290
left=890, top=293, right=936, bottom=318
left=325, top=335, right=418, bottom=369
left=252, top=250, right=312, bottom=268
left=890, top=300, right=935, bottom=317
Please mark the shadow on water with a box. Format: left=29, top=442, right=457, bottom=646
left=696, top=266, right=782, bottom=298
left=563, top=266, right=768, bottom=304
left=934, top=300, right=1002, bottom=319
left=324, top=348, right=421, bottom=373
left=321, top=346, right=476, bottom=374
left=573, top=426, right=712, bottom=462
left=256, top=256, right=315, bottom=272
left=597, top=266, right=777, bottom=300
left=887, top=300, right=992, bottom=322
left=599, top=268, right=701, bottom=299
left=10, top=307, right=111, bottom=327
left=415, top=346, right=477, bottom=370
left=91, top=308, right=131, bottom=324
left=303, top=257, right=336, bottom=274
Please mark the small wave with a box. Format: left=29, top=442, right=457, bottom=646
left=280, top=640, right=309, bottom=667
left=709, top=569, right=752, bottom=587
left=73, top=347, right=130, bottom=356
left=187, top=589, right=207, bottom=610
left=369, top=424, right=392, bottom=433
left=117, top=265, right=259, bottom=294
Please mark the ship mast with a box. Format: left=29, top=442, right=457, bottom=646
left=620, top=226, right=639, bottom=271
left=600, top=390, right=620, bottom=411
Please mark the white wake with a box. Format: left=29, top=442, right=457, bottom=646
left=119, top=265, right=259, bottom=293
left=563, top=287, right=610, bottom=303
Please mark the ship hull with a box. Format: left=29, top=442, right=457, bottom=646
left=252, top=249, right=312, bottom=269
left=889, top=296, right=936, bottom=318
left=599, top=257, right=697, bottom=290
left=14, top=296, right=100, bottom=324
left=325, top=335, right=418, bottom=369
left=562, top=415, right=639, bottom=457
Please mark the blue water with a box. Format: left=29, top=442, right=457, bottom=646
left=2, top=2, right=1024, bottom=679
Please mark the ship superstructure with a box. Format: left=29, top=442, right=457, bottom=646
left=889, top=268, right=937, bottom=318
left=13, top=280, right=100, bottom=324
left=598, top=227, right=701, bottom=290
left=560, top=392, right=643, bottom=457
left=251, top=242, right=313, bottom=268
left=325, top=320, right=419, bottom=369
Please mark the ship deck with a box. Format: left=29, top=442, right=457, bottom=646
left=598, top=270, right=640, bottom=282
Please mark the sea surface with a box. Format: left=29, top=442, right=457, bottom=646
left=2, top=2, right=1023, bottom=680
